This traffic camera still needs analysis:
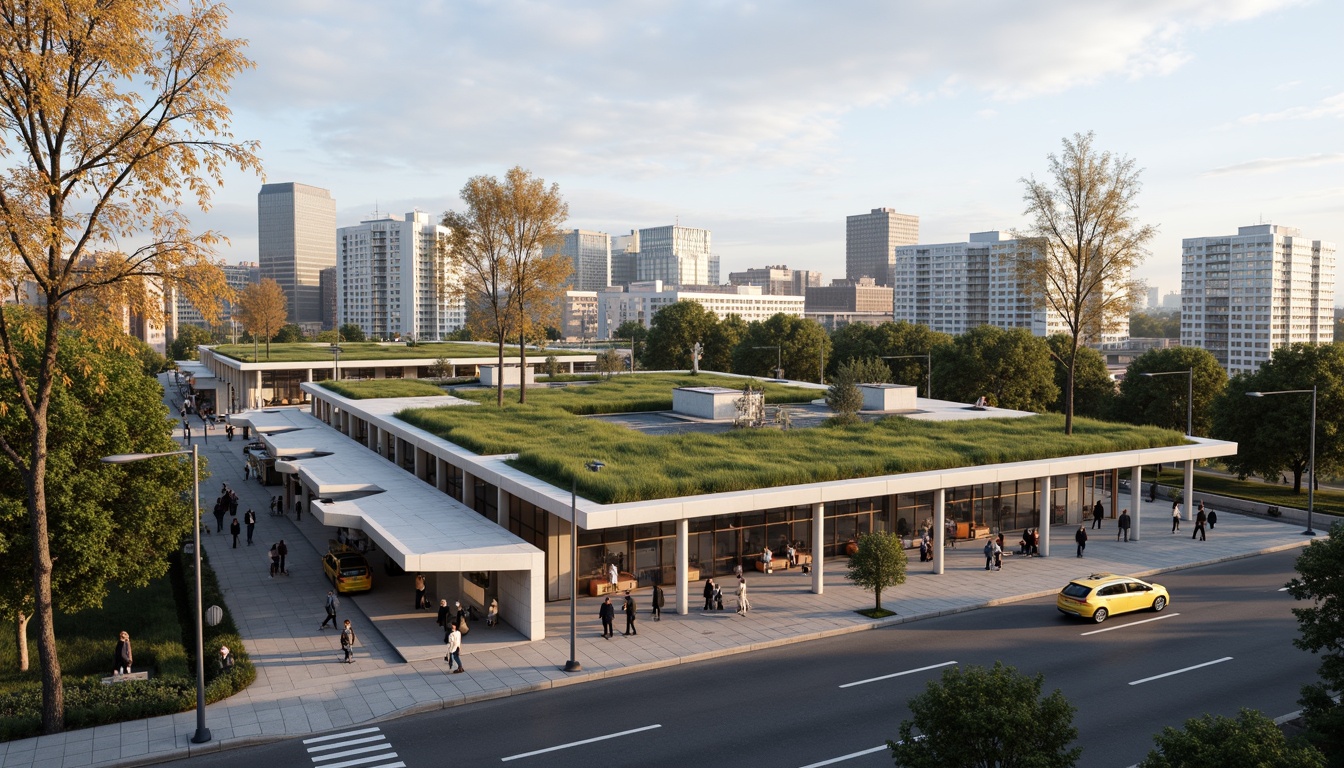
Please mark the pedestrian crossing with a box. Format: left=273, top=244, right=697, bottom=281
left=303, top=727, right=404, bottom=768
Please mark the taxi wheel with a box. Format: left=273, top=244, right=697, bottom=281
left=1091, top=608, right=1108, bottom=624
left=1152, top=596, right=1167, bottom=612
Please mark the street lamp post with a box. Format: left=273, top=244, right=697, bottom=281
left=564, top=460, right=605, bottom=672
left=1247, top=387, right=1317, bottom=536
left=881, top=354, right=932, bottom=399
left=753, top=345, right=782, bottom=379
left=1140, top=367, right=1194, bottom=436
left=331, top=343, right=342, bottom=382
left=101, top=445, right=210, bottom=743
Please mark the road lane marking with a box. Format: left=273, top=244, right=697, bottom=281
left=798, top=745, right=888, bottom=767
left=501, top=724, right=662, bottom=761
left=840, top=661, right=957, bottom=688
left=304, top=728, right=382, bottom=744
left=302, top=728, right=398, bottom=768
left=1080, top=613, right=1179, bottom=635
left=309, top=735, right=388, bottom=753
left=1129, top=657, right=1233, bottom=686
left=321, top=755, right=402, bottom=768
left=1279, top=587, right=1290, bottom=592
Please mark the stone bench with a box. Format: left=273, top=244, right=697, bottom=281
left=589, top=573, right=638, bottom=596
left=101, top=671, right=149, bottom=685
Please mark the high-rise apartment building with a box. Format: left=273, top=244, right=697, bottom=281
left=559, top=229, right=612, bottom=291
left=1181, top=224, right=1335, bottom=374
left=173, top=261, right=259, bottom=333
left=728, top=265, right=823, bottom=295
left=635, top=225, right=714, bottom=286
left=258, top=182, right=337, bottom=328
left=337, top=211, right=463, bottom=341
left=846, top=207, right=919, bottom=285
left=611, top=231, right=639, bottom=289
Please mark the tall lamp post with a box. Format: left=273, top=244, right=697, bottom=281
left=1140, top=367, right=1194, bottom=436
left=881, top=354, right=932, bottom=399
left=753, top=345, right=782, bottom=379
left=564, top=460, right=605, bottom=672
left=101, top=445, right=210, bottom=743
left=1247, top=387, right=1317, bottom=536
left=331, top=343, right=342, bottom=381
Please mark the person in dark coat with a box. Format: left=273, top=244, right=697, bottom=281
left=229, top=514, right=241, bottom=548
left=213, top=497, right=226, bottom=533
left=651, top=584, right=664, bottom=621
left=244, top=508, right=256, bottom=545
left=1117, top=509, right=1131, bottom=542
left=1091, top=500, right=1104, bottom=529
left=1075, top=525, right=1088, bottom=557
left=622, top=590, right=637, bottom=636
left=702, top=578, right=715, bottom=611
left=277, top=539, right=289, bottom=575
left=436, top=599, right=450, bottom=634
left=1207, top=508, right=1217, bottom=529
left=1193, top=507, right=1207, bottom=541
left=598, top=597, right=615, bottom=638
left=114, top=631, right=133, bottom=675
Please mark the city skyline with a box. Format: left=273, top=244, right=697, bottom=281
left=189, top=1, right=1342, bottom=303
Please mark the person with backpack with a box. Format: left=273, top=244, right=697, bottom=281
left=321, top=590, right=339, bottom=630
left=340, top=620, right=356, bottom=663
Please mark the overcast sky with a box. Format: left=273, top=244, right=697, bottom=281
left=198, top=0, right=1344, bottom=303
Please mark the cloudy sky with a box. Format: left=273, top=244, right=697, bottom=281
left=199, top=0, right=1344, bottom=302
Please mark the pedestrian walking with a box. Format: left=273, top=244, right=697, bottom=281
left=414, top=573, right=427, bottom=610
left=320, top=591, right=339, bottom=630
left=1193, top=507, right=1207, bottom=541
left=437, top=599, right=451, bottom=633
left=244, top=508, right=256, bottom=545
left=114, top=631, right=133, bottom=675
left=444, top=621, right=464, bottom=673
left=229, top=514, right=241, bottom=548
left=212, top=497, right=226, bottom=533
left=487, top=598, right=499, bottom=628
left=1171, top=502, right=1182, bottom=533
left=1207, top=508, right=1217, bottom=530
left=1091, top=500, right=1104, bottom=529
left=277, top=539, right=289, bottom=575
left=983, top=538, right=995, bottom=571
left=339, top=620, right=356, bottom=663
left=993, top=538, right=1003, bottom=571
left=786, top=542, right=798, bottom=564
left=713, top=581, right=724, bottom=611
left=295, top=497, right=303, bottom=521
left=1117, top=508, right=1131, bottom=542
left=651, top=584, right=664, bottom=621
left=269, top=496, right=277, bottom=515
left=269, top=543, right=279, bottom=578
left=599, top=597, right=615, bottom=638
left=1075, top=525, right=1088, bottom=557
left=702, top=578, right=715, bottom=611
left=622, top=590, right=638, bottom=635
left=735, top=577, right=751, bottom=614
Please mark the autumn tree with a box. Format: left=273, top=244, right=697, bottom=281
left=235, top=279, right=288, bottom=359
left=1014, top=131, right=1155, bottom=434
left=0, top=0, right=259, bottom=732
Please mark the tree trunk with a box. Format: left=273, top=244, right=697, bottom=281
left=30, top=349, right=63, bottom=731
left=495, top=329, right=505, bottom=407
left=15, top=611, right=28, bottom=672
left=1064, top=339, right=1078, bottom=435
left=1293, top=468, right=1303, bottom=495
left=518, top=326, right=528, bottom=404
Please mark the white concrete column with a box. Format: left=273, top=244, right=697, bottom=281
left=1039, top=476, right=1052, bottom=558
left=811, top=502, right=825, bottom=594
left=676, top=519, right=689, bottom=615
left=1131, top=464, right=1142, bottom=542
left=436, top=459, right=449, bottom=493
left=496, top=486, right=509, bottom=528
left=932, top=488, right=945, bottom=575
left=414, top=447, right=427, bottom=483
left=1183, top=460, right=1194, bottom=520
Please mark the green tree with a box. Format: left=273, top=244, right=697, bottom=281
left=543, top=355, right=561, bottom=377
left=1212, top=344, right=1344, bottom=494
left=1115, top=346, right=1225, bottom=435
left=1287, top=521, right=1344, bottom=765
left=829, top=321, right=951, bottom=394
left=643, top=301, right=717, bottom=370
left=273, top=323, right=304, bottom=344
left=338, top=323, right=366, bottom=343
left=1045, top=335, right=1114, bottom=418
left=596, top=348, right=624, bottom=378
left=703, top=314, right=747, bottom=373
left=1014, top=132, right=1155, bottom=434
left=0, top=0, right=259, bottom=731
left=846, top=356, right=893, bottom=384
left=826, top=361, right=865, bottom=425
left=732, top=314, right=831, bottom=383
left=615, top=320, right=648, bottom=345
left=170, top=325, right=217, bottom=362
left=936, top=326, right=1058, bottom=412
left=129, top=338, right=169, bottom=377
left=1138, top=708, right=1325, bottom=768
left=0, top=318, right=195, bottom=673
left=845, top=531, right=907, bottom=613
left=1129, top=310, right=1180, bottom=339
left=890, top=662, right=1081, bottom=768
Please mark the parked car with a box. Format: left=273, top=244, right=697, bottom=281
left=323, top=550, right=372, bottom=594
left=1056, top=572, right=1169, bottom=623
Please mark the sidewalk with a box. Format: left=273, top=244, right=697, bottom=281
left=0, top=375, right=1323, bottom=768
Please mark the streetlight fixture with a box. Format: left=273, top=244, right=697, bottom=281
left=564, top=459, right=605, bottom=673
left=753, top=345, right=782, bottom=379
left=101, top=446, right=210, bottom=743
left=881, top=354, right=932, bottom=399
left=330, top=343, right=342, bottom=381
left=1140, top=367, right=1194, bottom=436
left=1246, top=387, right=1317, bottom=536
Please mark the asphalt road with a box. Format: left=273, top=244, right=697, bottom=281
left=179, top=548, right=1316, bottom=768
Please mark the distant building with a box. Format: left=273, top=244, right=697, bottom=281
left=1161, top=291, right=1181, bottom=311
left=320, top=266, right=337, bottom=331
left=1147, top=286, right=1160, bottom=311
left=634, top=225, right=715, bottom=287
left=559, top=229, right=612, bottom=291
left=596, top=281, right=804, bottom=338
left=610, top=231, right=639, bottom=289
left=806, top=277, right=893, bottom=314
left=173, top=261, right=259, bottom=339
left=1181, top=224, right=1335, bottom=374
left=561, top=291, right=599, bottom=342
left=728, top=265, right=823, bottom=295
left=846, top=207, right=919, bottom=285
left=258, top=182, right=336, bottom=327
left=337, top=211, right=463, bottom=341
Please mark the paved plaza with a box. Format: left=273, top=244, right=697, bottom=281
left=0, top=376, right=1323, bottom=768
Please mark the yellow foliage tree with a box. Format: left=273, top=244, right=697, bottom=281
left=236, top=279, right=289, bottom=359
left=0, top=0, right=261, bottom=732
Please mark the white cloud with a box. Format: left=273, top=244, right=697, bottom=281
left=1204, top=153, right=1344, bottom=175
left=1238, top=92, right=1344, bottom=123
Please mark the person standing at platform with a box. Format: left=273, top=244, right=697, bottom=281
left=622, top=590, right=638, bottom=635
left=598, top=597, right=615, bottom=638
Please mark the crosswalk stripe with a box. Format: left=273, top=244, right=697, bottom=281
left=317, top=753, right=400, bottom=768
left=308, top=735, right=388, bottom=753
left=304, top=727, right=382, bottom=745
left=313, top=744, right=397, bottom=762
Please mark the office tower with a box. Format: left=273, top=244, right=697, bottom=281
left=560, top=229, right=612, bottom=291
left=635, top=225, right=713, bottom=286
left=611, top=231, right=639, bottom=289
left=804, top=277, right=894, bottom=331
left=729, top=265, right=824, bottom=295
left=1181, top=224, right=1335, bottom=374
left=1147, top=286, right=1160, bottom=311
left=320, top=266, right=337, bottom=330
left=257, top=182, right=337, bottom=327
left=846, top=207, right=919, bottom=285
left=337, top=211, right=463, bottom=341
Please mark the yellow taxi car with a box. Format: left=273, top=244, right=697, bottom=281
left=322, top=550, right=373, bottom=594
left=1056, top=572, right=1169, bottom=623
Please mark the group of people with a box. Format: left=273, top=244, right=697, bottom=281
left=115, top=632, right=237, bottom=676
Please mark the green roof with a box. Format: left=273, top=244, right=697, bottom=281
left=320, top=380, right=450, bottom=399
left=212, top=342, right=589, bottom=363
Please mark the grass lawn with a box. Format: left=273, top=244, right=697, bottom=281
left=212, top=341, right=588, bottom=363
left=395, top=373, right=1186, bottom=503
left=320, top=379, right=450, bottom=399
left=1145, top=467, right=1344, bottom=518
